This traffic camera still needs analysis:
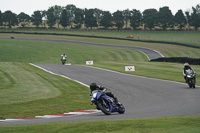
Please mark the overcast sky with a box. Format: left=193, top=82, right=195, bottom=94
left=0, top=0, right=199, bottom=15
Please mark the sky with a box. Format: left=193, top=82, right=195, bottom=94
left=0, top=0, right=199, bottom=15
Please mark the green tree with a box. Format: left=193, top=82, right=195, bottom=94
left=143, top=9, right=158, bottom=30
left=66, top=4, right=76, bottom=28
left=195, top=4, right=200, bottom=14
left=185, top=11, right=191, bottom=29
left=100, top=11, right=112, bottom=29
left=60, top=9, right=69, bottom=29
left=31, top=10, right=42, bottom=27
left=190, top=7, right=200, bottom=30
left=113, top=10, right=124, bottom=29
left=46, top=7, right=56, bottom=28
left=0, top=10, right=2, bottom=26
left=17, top=12, right=31, bottom=28
left=84, top=9, right=97, bottom=29
left=2, top=10, right=18, bottom=28
left=74, top=8, right=84, bottom=29
left=174, top=10, right=186, bottom=30
left=53, top=5, right=63, bottom=28
left=41, top=10, right=47, bottom=27
left=93, top=8, right=103, bottom=27
left=158, top=6, right=174, bottom=30
left=123, top=9, right=130, bottom=29
left=129, top=9, right=142, bottom=30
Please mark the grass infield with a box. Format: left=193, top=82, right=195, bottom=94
left=0, top=116, right=200, bottom=133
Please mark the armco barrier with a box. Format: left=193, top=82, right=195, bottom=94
left=151, top=57, right=200, bottom=65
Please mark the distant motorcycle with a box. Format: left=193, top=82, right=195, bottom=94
left=91, top=90, right=125, bottom=115
left=186, top=69, right=196, bottom=88
left=61, top=57, right=66, bottom=65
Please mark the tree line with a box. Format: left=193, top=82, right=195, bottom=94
left=0, top=4, right=200, bottom=30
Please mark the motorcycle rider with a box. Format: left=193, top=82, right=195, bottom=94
left=61, top=53, right=67, bottom=60
left=90, top=82, right=122, bottom=107
left=183, top=63, right=195, bottom=82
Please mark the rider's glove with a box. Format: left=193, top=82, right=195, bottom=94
left=102, top=88, right=107, bottom=93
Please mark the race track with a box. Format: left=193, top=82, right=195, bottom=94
left=0, top=38, right=164, bottom=60
left=0, top=38, right=199, bottom=126
left=1, top=64, right=199, bottom=126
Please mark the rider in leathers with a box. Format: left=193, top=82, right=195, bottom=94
left=61, top=53, right=67, bottom=60
left=183, top=63, right=195, bottom=83
left=90, top=82, right=121, bottom=107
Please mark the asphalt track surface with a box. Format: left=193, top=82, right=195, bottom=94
left=1, top=64, right=200, bottom=126
left=0, top=38, right=164, bottom=60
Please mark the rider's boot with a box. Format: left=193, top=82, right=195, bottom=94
left=114, top=97, right=122, bottom=106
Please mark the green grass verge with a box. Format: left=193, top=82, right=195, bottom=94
left=1, top=33, right=200, bottom=58
left=0, top=62, right=93, bottom=119
left=0, top=62, right=60, bottom=105
left=0, top=116, right=200, bottom=133
left=0, top=38, right=148, bottom=64
left=1, top=30, right=200, bottom=47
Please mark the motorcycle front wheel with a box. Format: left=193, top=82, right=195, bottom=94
left=188, top=80, right=192, bottom=88
left=192, top=79, right=196, bottom=88
left=97, top=101, right=111, bottom=115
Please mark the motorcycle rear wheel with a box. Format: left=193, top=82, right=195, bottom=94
left=118, top=104, right=125, bottom=114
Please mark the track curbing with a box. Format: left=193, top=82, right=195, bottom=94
left=0, top=110, right=101, bottom=122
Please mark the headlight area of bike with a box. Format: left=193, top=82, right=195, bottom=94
left=92, top=92, right=97, bottom=99
left=91, top=92, right=106, bottom=104
left=91, top=92, right=98, bottom=103
left=187, top=74, right=195, bottom=78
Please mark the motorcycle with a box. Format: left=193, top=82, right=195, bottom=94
left=61, top=57, right=66, bottom=65
left=186, top=69, right=196, bottom=88
left=91, top=90, right=125, bottom=115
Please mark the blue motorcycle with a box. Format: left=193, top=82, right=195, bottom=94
left=91, top=90, right=125, bottom=115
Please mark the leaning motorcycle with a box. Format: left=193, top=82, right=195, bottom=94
left=91, top=90, right=125, bottom=115
left=61, top=57, right=66, bottom=65
left=186, top=69, right=196, bottom=88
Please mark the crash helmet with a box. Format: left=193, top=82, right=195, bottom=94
left=90, top=82, right=98, bottom=91
left=184, top=63, right=189, bottom=67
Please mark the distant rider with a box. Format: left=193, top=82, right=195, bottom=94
left=89, top=82, right=122, bottom=107
left=61, top=53, right=67, bottom=60
left=183, top=63, right=195, bottom=82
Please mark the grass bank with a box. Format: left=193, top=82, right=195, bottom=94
left=1, top=30, right=200, bottom=47
left=0, top=115, right=200, bottom=133
left=1, top=33, right=200, bottom=58
left=0, top=62, right=92, bottom=119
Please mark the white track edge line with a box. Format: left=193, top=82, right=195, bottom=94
left=29, top=63, right=89, bottom=88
